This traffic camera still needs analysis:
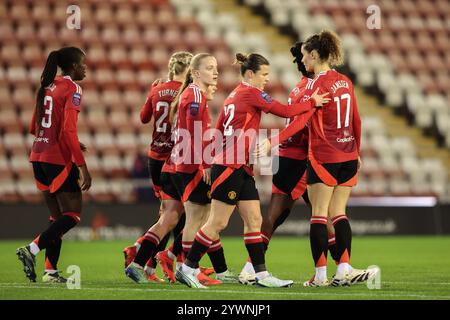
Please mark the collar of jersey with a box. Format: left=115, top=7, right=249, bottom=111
left=241, top=81, right=262, bottom=92
left=188, top=83, right=201, bottom=90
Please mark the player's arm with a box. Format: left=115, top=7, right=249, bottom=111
left=268, top=109, right=315, bottom=146
left=63, top=85, right=91, bottom=190
left=139, top=89, right=153, bottom=124
left=251, top=88, right=329, bottom=117
left=186, top=98, right=207, bottom=162
left=62, top=85, right=86, bottom=167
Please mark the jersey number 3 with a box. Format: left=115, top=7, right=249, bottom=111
left=41, top=96, right=53, bottom=128
left=334, top=93, right=351, bottom=129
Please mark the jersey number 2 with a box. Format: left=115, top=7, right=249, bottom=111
left=223, top=104, right=235, bottom=136
left=155, top=101, right=169, bottom=133
left=41, top=96, right=53, bottom=128
left=334, top=93, right=351, bottom=129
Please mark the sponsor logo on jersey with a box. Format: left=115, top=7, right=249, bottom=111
left=189, top=102, right=199, bottom=116
left=261, top=92, right=273, bottom=103
left=72, top=93, right=81, bottom=106
left=228, top=191, right=237, bottom=200
left=336, top=136, right=355, bottom=143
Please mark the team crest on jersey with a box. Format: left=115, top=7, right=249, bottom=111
left=190, top=102, right=199, bottom=116
left=261, top=92, right=273, bottom=103
left=228, top=191, right=237, bottom=200
left=72, top=93, right=81, bottom=106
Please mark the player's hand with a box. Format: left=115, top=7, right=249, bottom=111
left=253, top=139, right=272, bottom=158
left=357, top=156, right=362, bottom=170
left=79, top=142, right=87, bottom=152
left=311, top=88, right=330, bottom=107
left=202, top=168, right=211, bottom=185
left=152, top=78, right=162, bottom=87
left=79, top=164, right=92, bottom=191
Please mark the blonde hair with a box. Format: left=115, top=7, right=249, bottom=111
left=168, top=51, right=193, bottom=80
left=169, top=53, right=214, bottom=123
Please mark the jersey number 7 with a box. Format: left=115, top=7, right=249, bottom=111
left=334, top=93, right=351, bottom=129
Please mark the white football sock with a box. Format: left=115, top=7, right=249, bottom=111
left=45, top=269, right=57, bottom=275
left=336, top=262, right=351, bottom=277
left=144, top=266, right=155, bottom=275
left=29, top=242, right=40, bottom=256
left=255, top=271, right=269, bottom=280
left=315, top=266, right=327, bottom=282
left=181, top=263, right=197, bottom=275
left=167, top=250, right=176, bottom=260
left=243, top=261, right=255, bottom=274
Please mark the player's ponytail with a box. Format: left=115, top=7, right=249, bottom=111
left=303, top=30, right=344, bottom=67
left=234, top=53, right=269, bottom=77
left=35, top=50, right=59, bottom=134
left=169, top=68, right=193, bottom=124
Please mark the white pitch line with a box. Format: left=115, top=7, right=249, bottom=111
left=0, top=284, right=449, bottom=299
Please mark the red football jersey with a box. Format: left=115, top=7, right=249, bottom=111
left=140, top=80, right=181, bottom=160
left=213, top=81, right=316, bottom=175
left=173, top=83, right=211, bottom=173
left=304, top=70, right=361, bottom=163
left=278, top=76, right=311, bottom=160
left=29, top=75, right=85, bottom=166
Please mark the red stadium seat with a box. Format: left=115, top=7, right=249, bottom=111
left=10, top=2, right=30, bottom=23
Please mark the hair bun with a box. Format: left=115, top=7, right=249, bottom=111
left=235, top=53, right=248, bottom=64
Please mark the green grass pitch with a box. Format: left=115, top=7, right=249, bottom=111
left=1, top=236, right=449, bottom=300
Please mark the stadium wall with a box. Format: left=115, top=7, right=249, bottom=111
left=0, top=200, right=449, bottom=239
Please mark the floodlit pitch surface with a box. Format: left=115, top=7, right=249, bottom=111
left=1, top=237, right=449, bottom=300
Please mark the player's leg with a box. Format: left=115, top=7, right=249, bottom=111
left=198, top=204, right=235, bottom=283
left=262, top=193, right=295, bottom=250
left=157, top=213, right=185, bottom=275
left=146, top=158, right=168, bottom=269
left=237, top=199, right=293, bottom=288
left=18, top=163, right=82, bottom=281
left=240, top=193, right=295, bottom=279
left=21, top=164, right=82, bottom=282
left=302, top=160, right=339, bottom=287
left=126, top=199, right=184, bottom=283
left=154, top=172, right=186, bottom=282
left=176, top=165, right=238, bottom=288
left=176, top=199, right=235, bottom=288
left=170, top=211, right=185, bottom=259
left=42, top=191, right=65, bottom=283
left=328, top=185, right=353, bottom=281
left=182, top=201, right=210, bottom=258
left=304, top=182, right=334, bottom=286
left=328, top=184, right=379, bottom=285
left=327, top=218, right=339, bottom=263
